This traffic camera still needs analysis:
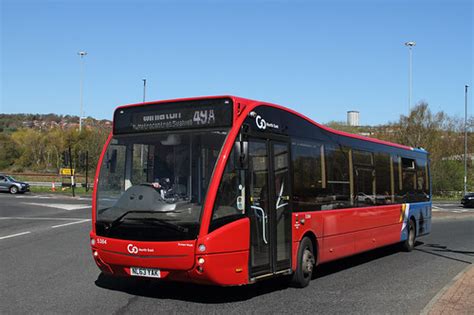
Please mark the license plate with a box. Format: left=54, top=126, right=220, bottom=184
left=130, top=267, right=161, bottom=278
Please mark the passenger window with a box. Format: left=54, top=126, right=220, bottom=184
left=375, top=153, right=392, bottom=204
left=353, top=150, right=373, bottom=166
left=401, top=157, right=417, bottom=202
left=291, top=139, right=323, bottom=211
left=324, top=146, right=351, bottom=209
left=353, top=150, right=376, bottom=207
left=392, top=156, right=400, bottom=202
left=416, top=159, right=430, bottom=201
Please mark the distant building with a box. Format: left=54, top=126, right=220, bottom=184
left=347, top=111, right=360, bottom=126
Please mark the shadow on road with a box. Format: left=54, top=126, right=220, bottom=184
left=424, top=243, right=474, bottom=256
left=95, top=273, right=289, bottom=303
left=95, top=243, right=410, bottom=303
left=415, top=243, right=474, bottom=264
left=313, top=242, right=407, bottom=279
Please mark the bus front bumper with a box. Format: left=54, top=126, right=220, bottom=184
left=89, top=232, right=250, bottom=286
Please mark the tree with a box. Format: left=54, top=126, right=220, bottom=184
left=393, top=102, right=446, bottom=152
left=0, top=134, right=19, bottom=169
left=373, top=102, right=472, bottom=193
left=432, top=160, right=464, bottom=193
left=10, top=129, right=46, bottom=170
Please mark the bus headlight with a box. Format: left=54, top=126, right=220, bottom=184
left=198, top=257, right=205, bottom=265
left=198, top=244, right=206, bottom=252
left=91, top=238, right=96, bottom=246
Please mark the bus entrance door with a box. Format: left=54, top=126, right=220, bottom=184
left=248, top=138, right=292, bottom=279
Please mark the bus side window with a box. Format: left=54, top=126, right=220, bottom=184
left=375, top=152, right=392, bottom=204
left=324, top=146, right=351, bottom=209
left=291, top=139, right=323, bottom=211
left=353, top=150, right=375, bottom=207
left=401, top=157, right=417, bottom=202
left=209, top=147, right=245, bottom=232
left=392, top=156, right=401, bottom=203
left=416, top=159, right=430, bottom=201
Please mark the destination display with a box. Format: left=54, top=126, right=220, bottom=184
left=113, top=98, right=233, bottom=134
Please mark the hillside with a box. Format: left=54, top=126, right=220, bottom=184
left=0, top=113, right=112, bottom=133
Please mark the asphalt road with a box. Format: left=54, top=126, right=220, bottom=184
left=1, top=193, right=473, bottom=314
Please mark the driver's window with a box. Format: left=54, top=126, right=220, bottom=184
left=98, top=144, right=126, bottom=194
left=210, top=147, right=245, bottom=232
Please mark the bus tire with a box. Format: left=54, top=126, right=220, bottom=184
left=401, top=219, right=416, bottom=252
left=291, top=237, right=315, bottom=288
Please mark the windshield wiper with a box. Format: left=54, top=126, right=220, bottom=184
left=104, top=210, right=188, bottom=234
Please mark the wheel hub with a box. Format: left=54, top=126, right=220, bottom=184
left=302, top=249, right=315, bottom=275
left=409, top=224, right=415, bottom=246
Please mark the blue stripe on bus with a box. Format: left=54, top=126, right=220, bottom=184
left=400, top=201, right=432, bottom=241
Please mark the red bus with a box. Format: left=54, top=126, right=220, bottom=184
left=90, top=96, right=431, bottom=287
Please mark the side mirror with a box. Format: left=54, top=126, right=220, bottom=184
left=235, top=141, right=248, bottom=170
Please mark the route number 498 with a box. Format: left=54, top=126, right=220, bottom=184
left=193, top=110, right=216, bottom=125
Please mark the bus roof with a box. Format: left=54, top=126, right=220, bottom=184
left=116, top=95, right=417, bottom=152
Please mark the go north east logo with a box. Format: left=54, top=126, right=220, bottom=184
left=127, top=244, right=154, bottom=254
left=250, top=111, right=279, bottom=130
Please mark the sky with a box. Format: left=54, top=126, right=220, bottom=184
left=1, top=0, right=472, bottom=125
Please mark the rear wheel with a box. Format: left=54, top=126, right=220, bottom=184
left=290, top=237, right=315, bottom=288
left=9, top=186, right=18, bottom=194
left=401, top=219, right=416, bottom=252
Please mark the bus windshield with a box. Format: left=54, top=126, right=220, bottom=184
left=96, top=130, right=228, bottom=241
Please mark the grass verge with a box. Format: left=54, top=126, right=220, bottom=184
left=29, top=185, right=92, bottom=197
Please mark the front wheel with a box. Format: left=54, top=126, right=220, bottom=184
left=9, top=186, right=18, bottom=194
left=401, top=219, right=416, bottom=252
left=290, top=237, right=315, bottom=288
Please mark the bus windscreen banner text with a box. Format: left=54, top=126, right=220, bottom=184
left=113, top=98, right=233, bottom=134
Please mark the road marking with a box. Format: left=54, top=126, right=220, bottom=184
left=51, top=219, right=91, bottom=228
left=452, top=209, right=472, bottom=213
left=433, top=204, right=465, bottom=208
left=0, top=231, right=31, bottom=240
left=24, top=202, right=90, bottom=211
left=0, top=216, right=89, bottom=221
left=7, top=194, right=91, bottom=201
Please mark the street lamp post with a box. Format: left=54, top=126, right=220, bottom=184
left=405, top=41, right=416, bottom=113
left=464, top=85, right=470, bottom=195
left=78, top=51, right=88, bottom=132
left=140, top=78, right=147, bottom=167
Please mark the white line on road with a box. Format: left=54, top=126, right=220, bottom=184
left=23, top=202, right=90, bottom=211
left=51, top=219, right=91, bottom=228
left=0, top=217, right=90, bottom=221
left=0, top=231, right=31, bottom=240
left=7, top=194, right=91, bottom=201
